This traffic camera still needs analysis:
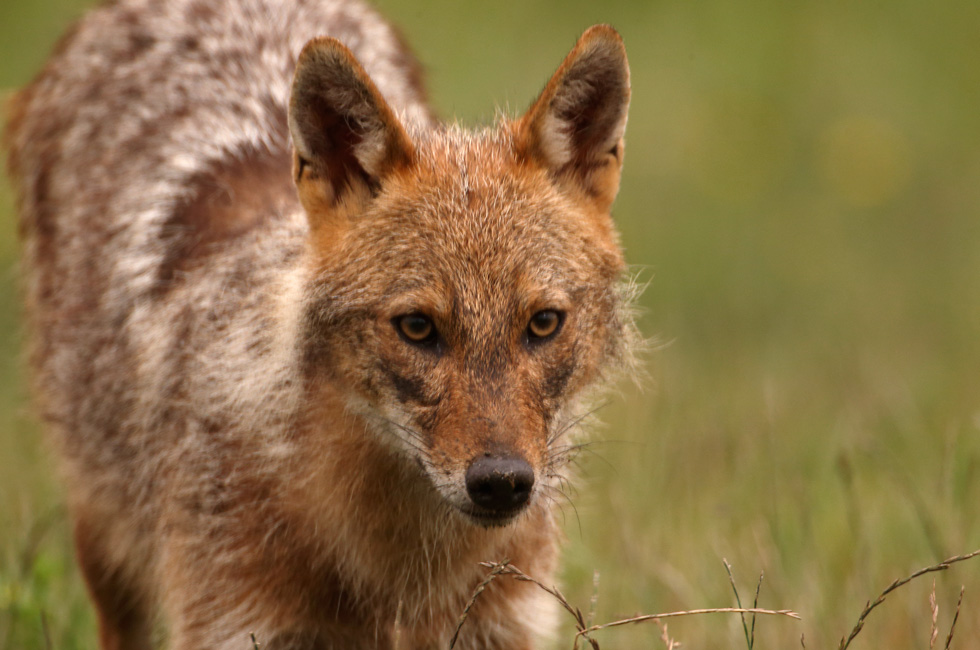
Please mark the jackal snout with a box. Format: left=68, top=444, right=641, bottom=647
left=464, top=454, right=535, bottom=524
left=419, top=389, right=549, bottom=525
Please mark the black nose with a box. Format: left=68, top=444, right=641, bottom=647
left=465, top=455, right=535, bottom=513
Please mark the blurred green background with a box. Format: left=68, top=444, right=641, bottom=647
left=2, top=0, right=979, bottom=648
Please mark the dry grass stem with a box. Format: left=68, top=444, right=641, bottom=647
left=943, top=587, right=964, bottom=650
left=482, top=562, right=601, bottom=650
left=457, top=561, right=798, bottom=649
left=576, top=607, right=801, bottom=637
left=455, top=551, right=978, bottom=650
left=838, top=548, right=980, bottom=650
left=449, top=560, right=513, bottom=650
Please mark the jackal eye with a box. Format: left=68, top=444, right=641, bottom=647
left=527, top=310, right=563, bottom=341
left=395, top=313, right=437, bottom=345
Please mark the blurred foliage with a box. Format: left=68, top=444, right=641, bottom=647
left=2, top=0, right=979, bottom=648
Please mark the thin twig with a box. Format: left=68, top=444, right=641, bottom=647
left=473, top=562, right=601, bottom=649
left=502, top=565, right=599, bottom=649
left=250, top=632, right=260, bottom=650
left=461, top=561, right=798, bottom=649
left=838, top=548, right=980, bottom=650
left=577, top=607, right=801, bottom=636
left=449, top=560, right=511, bottom=649
left=943, top=587, right=965, bottom=650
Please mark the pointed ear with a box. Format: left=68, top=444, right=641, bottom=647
left=517, top=25, right=630, bottom=212
left=288, top=37, right=414, bottom=226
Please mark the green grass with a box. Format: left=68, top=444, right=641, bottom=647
left=2, top=0, right=979, bottom=648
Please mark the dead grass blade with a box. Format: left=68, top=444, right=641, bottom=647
left=943, top=587, right=964, bottom=650
left=838, top=548, right=980, bottom=650
left=576, top=607, right=801, bottom=637
left=449, top=559, right=512, bottom=649
left=477, top=562, right=601, bottom=650
left=456, top=560, right=799, bottom=650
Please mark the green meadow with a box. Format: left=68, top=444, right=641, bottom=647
left=2, top=0, right=978, bottom=648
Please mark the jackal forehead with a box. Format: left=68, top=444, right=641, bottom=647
left=355, top=198, right=594, bottom=309
left=310, top=126, right=624, bottom=321
left=371, top=145, right=603, bottom=267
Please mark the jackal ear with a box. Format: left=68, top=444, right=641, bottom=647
left=517, top=25, right=630, bottom=213
left=288, top=37, right=414, bottom=225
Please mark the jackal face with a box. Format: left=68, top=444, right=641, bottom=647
left=290, top=27, right=632, bottom=527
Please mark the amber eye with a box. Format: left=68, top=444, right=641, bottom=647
left=527, top=310, right=563, bottom=340
left=395, top=314, right=436, bottom=344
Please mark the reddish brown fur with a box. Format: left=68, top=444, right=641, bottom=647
left=6, top=2, right=635, bottom=648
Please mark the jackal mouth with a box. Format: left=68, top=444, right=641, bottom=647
left=456, top=504, right=527, bottom=528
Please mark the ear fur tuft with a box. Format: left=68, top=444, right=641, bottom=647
left=288, top=37, right=414, bottom=222
left=518, top=25, right=631, bottom=211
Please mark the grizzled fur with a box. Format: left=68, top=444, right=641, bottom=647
left=6, top=0, right=635, bottom=648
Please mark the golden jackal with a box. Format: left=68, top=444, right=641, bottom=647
left=6, top=0, right=635, bottom=647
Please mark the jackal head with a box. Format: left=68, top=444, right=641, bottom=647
left=289, top=26, right=633, bottom=527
